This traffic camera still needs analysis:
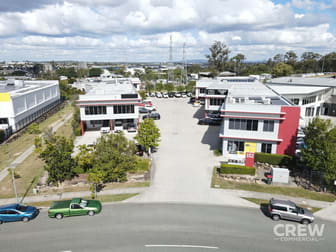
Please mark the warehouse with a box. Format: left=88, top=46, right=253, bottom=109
left=0, top=80, right=60, bottom=133
left=76, top=82, right=140, bottom=135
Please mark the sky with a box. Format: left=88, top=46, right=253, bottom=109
left=0, top=0, right=335, bottom=62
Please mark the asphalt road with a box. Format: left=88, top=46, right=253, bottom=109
left=1, top=203, right=335, bottom=252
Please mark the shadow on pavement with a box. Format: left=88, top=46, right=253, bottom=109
left=260, top=203, right=270, bottom=217
left=201, top=125, right=221, bottom=150
left=193, top=106, right=205, bottom=119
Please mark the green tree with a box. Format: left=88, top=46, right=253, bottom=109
left=187, top=64, right=203, bottom=73
left=139, top=90, right=147, bottom=100
left=302, top=118, right=336, bottom=188
left=135, top=119, right=160, bottom=153
left=176, top=85, right=185, bottom=92
left=155, top=82, right=164, bottom=92
left=165, top=83, right=175, bottom=93
left=230, top=53, right=246, bottom=75
left=206, top=41, right=230, bottom=75
left=185, top=81, right=195, bottom=93
left=89, top=68, right=103, bottom=77
left=72, top=107, right=82, bottom=136
left=91, top=133, right=136, bottom=183
left=272, top=62, right=293, bottom=77
left=273, top=53, right=284, bottom=63
left=37, top=135, right=77, bottom=185
left=284, top=51, right=298, bottom=67
left=145, top=82, right=155, bottom=92
left=75, top=145, right=94, bottom=173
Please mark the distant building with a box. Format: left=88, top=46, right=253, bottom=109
left=78, top=62, right=88, bottom=69
left=0, top=80, right=60, bottom=133
left=43, top=63, right=53, bottom=72
left=76, top=82, right=140, bottom=135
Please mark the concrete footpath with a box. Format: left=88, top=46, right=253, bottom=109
left=0, top=187, right=147, bottom=205
left=0, top=113, right=73, bottom=183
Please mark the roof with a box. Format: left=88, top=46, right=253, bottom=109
left=0, top=80, right=58, bottom=97
left=270, top=198, right=296, bottom=208
left=0, top=203, right=17, bottom=210
left=268, top=77, right=336, bottom=87
left=268, top=84, right=329, bottom=95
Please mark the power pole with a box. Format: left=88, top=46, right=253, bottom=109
left=183, top=43, right=187, bottom=85
left=168, top=34, right=173, bottom=83
left=7, top=144, right=18, bottom=203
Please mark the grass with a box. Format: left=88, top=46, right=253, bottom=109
left=28, top=193, right=138, bottom=208
left=242, top=197, right=322, bottom=213
left=0, top=103, right=73, bottom=172
left=212, top=168, right=336, bottom=202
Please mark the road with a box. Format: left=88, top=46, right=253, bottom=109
left=0, top=203, right=334, bottom=252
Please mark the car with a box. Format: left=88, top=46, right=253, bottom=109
left=174, top=92, right=181, bottom=98
left=156, top=92, right=162, bottom=98
left=193, top=102, right=200, bottom=107
left=0, top=203, right=39, bottom=224
left=100, top=127, right=110, bottom=134
left=198, top=117, right=222, bottom=125
left=207, top=111, right=221, bottom=118
left=268, top=198, right=314, bottom=224
left=189, top=97, right=195, bottom=103
left=143, top=112, right=161, bottom=120
left=145, top=105, right=156, bottom=111
left=187, top=92, right=192, bottom=97
left=163, top=93, right=169, bottom=98
left=127, top=123, right=137, bottom=132
left=168, top=92, right=175, bottom=98
left=48, top=198, right=102, bottom=219
left=114, top=121, right=123, bottom=132
left=136, top=143, right=146, bottom=156
left=181, top=93, right=187, bottom=98
left=150, top=92, right=156, bottom=97
left=143, top=99, right=153, bottom=106
left=139, top=107, right=151, bottom=113
left=199, top=99, right=205, bottom=105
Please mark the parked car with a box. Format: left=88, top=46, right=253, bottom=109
left=174, top=92, right=181, bottom=98
left=156, top=92, right=162, bottom=98
left=48, top=198, right=102, bottom=220
left=0, top=203, right=39, bottom=224
left=139, top=107, right=151, bottom=113
left=145, top=105, right=156, bottom=111
left=207, top=111, right=221, bottom=118
left=100, top=127, right=110, bottom=134
left=181, top=93, right=187, bottom=98
left=127, top=123, right=137, bottom=132
left=168, top=92, right=175, bottom=98
left=163, top=93, right=169, bottom=98
left=143, top=112, right=161, bottom=120
left=143, top=99, right=153, bottom=106
left=189, top=97, right=195, bottom=103
left=136, top=143, right=146, bottom=156
left=150, top=92, right=156, bottom=97
left=187, top=92, right=192, bottom=97
left=268, top=198, right=314, bottom=224
left=114, top=121, right=123, bottom=132
left=198, top=117, right=221, bottom=125
left=193, top=102, right=200, bottom=107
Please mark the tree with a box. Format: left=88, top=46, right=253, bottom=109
left=165, top=83, right=175, bottom=93
left=89, top=68, right=103, bottom=77
left=185, top=81, right=195, bottom=93
left=273, top=54, right=284, bottom=63
left=272, top=62, right=293, bottom=77
left=302, top=118, right=336, bottom=188
left=187, top=64, right=202, bottom=73
left=231, top=53, right=246, bottom=75
left=91, top=133, right=136, bottom=183
left=155, top=82, right=164, bottom=92
left=37, top=135, right=77, bottom=185
left=135, top=119, right=160, bottom=153
left=145, top=83, right=155, bottom=92
left=176, top=85, right=185, bottom=92
left=75, top=145, right=94, bottom=173
left=284, top=51, right=298, bottom=67
left=139, top=90, right=147, bottom=100
left=301, top=52, right=321, bottom=73
left=206, top=41, right=230, bottom=74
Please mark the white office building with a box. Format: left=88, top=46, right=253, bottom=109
left=76, top=82, right=140, bottom=135
left=0, top=80, right=60, bottom=132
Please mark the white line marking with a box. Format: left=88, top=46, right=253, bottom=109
left=145, top=244, right=219, bottom=249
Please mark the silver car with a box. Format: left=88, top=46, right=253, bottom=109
left=269, top=198, right=314, bottom=224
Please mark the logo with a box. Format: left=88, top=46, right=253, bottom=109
left=273, top=223, right=325, bottom=242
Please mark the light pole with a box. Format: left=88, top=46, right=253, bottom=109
left=7, top=144, right=18, bottom=203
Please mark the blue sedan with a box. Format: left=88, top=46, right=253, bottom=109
left=0, top=203, right=39, bottom=224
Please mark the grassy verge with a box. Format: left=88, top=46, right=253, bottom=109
left=212, top=168, right=336, bottom=202
left=29, top=193, right=138, bottom=208
left=242, top=197, right=322, bottom=213
left=0, top=103, right=73, bottom=172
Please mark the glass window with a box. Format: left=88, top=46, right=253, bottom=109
left=227, top=141, right=245, bottom=153
left=263, top=120, right=274, bottom=132
left=85, top=106, right=106, bottom=115
left=261, top=143, right=272, bottom=153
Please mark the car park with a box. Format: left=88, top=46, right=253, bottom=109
left=143, top=112, right=161, bottom=120
left=268, top=198, right=314, bottom=224
left=48, top=198, right=102, bottom=219
left=198, top=117, right=221, bottom=125
left=127, top=123, right=137, bottom=132
left=0, top=203, right=39, bottom=224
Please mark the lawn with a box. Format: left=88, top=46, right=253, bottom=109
left=29, top=193, right=138, bottom=208
left=0, top=103, right=74, bottom=172
left=242, top=197, right=322, bottom=213
left=212, top=168, right=336, bottom=202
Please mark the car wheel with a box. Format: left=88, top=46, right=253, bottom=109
left=22, top=216, right=29, bottom=223
left=272, top=215, right=280, bottom=221
left=301, top=219, right=310, bottom=225
left=55, top=213, right=63, bottom=220
left=88, top=210, right=95, bottom=216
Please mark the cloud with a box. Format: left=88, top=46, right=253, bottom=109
left=291, top=0, right=315, bottom=9
left=0, top=0, right=62, bottom=12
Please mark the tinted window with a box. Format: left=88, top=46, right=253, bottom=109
left=272, top=205, right=287, bottom=212
left=16, top=204, right=28, bottom=212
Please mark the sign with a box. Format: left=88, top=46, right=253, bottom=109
left=245, top=152, right=255, bottom=168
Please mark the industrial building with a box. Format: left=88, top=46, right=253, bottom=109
left=0, top=80, right=60, bottom=133
left=76, top=81, right=140, bottom=135
left=267, top=77, right=336, bottom=126
left=195, top=78, right=300, bottom=159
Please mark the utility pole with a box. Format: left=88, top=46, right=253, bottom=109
left=183, top=43, right=186, bottom=85
left=168, top=34, right=173, bottom=84
left=7, top=144, right=18, bottom=203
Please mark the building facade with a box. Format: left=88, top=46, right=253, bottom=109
left=76, top=82, right=140, bottom=135
left=0, top=80, right=60, bottom=132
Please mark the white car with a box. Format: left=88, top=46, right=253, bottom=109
left=156, top=92, right=162, bottom=98
left=181, top=93, right=187, bottom=98
left=193, top=102, right=201, bottom=107
left=145, top=105, right=156, bottom=111
left=114, top=121, right=123, bottom=133
left=163, top=93, right=169, bottom=98
left=100, top=127, right=111, bottom=134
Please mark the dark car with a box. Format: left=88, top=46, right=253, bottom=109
left=127, top=123, right=137, bottom=132
left=189, top=97, right=195, bottom=103
left=207, top=111, right=221, bottom=118
left=143, top=112, right=161, bottom=120
left=0, top=204, right=39, bottom=224
left=198, top=117, right=222, bottom=125
left=168, top=92, right=175, bottom=98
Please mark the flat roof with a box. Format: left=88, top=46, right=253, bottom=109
left=268, top=84, right=329, bottom=95
left=268, top=77, right=336, bottom=87
left=0, top=80, right=58, bottom=96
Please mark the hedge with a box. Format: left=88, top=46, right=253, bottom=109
left=218, top=163, right=256, bottom=175
left=254, top=152, right=294, bottom=166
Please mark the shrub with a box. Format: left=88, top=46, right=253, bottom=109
left=254, top=152, right=294, bottom=166
left=218, top=164, right=256, bottom=175
left=129, top=158, right=150, bottom=173
left=27, top=123, right=41, bottom=134
left=0, top=130, right=5, bottom=143
left=7, top=168, right=21, bottom=179
left=213, top=149, right=222, bottom=156
left=74, top=126, right=82, bottom=136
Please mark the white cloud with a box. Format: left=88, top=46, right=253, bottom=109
left=294, top=14, right=305, bottom=19
left=291, top=0, right=315, bottom=9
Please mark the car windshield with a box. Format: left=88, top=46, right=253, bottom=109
left=16, top=204, right=28, bottom=212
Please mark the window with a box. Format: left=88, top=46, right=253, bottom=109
left=85, top=106, right=106, bottom=115
left=302, top=96, right=316, bottom=105
left=227, top=141, right=245, bottom=153
left=263, top=120, right=274, bottom=132
left=290, top=98, right=299, bottom=105
left=305, top=107, right=314, bottom=117
left=71, top=204, right=82, bottom=209
left=229, top=119, right=258, bottom=131
left=113, top=105, right=135, bottom=114
left=261, top=143, right=272, bottom=153
left=199, top=88, right=206, bottom=94
left=210, top=98, right=225, bottom=106
left=271, top=205, right=287, bottom=212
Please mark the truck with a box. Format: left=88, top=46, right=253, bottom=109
left=48, top=198, right=102, bottom=220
